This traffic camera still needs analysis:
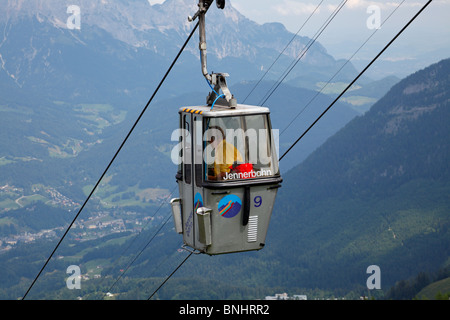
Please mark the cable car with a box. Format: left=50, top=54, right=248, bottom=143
left=170, top=0, right=282, bottom=255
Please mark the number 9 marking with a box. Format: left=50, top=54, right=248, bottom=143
left=254, top=196, right=262, bottom=208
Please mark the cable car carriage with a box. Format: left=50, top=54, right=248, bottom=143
left=170, top=0, right=282, bottom=255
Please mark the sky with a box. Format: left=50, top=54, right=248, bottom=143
left=231, top=1, right=449, bottom=52
left=148, top=0, right=450, bottom=78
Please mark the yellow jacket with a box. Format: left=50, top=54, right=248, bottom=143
left=213, top=140, right=243, bottom=177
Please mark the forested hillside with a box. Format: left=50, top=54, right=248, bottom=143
left=266, top=57, right=450, bottom=291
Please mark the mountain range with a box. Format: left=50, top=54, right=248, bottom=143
left=266, top=57, right=450, bottom=291
left=0, top=0, right=373, bottom=202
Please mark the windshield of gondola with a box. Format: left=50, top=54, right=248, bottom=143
left=204, top=114, right=279, bottom=181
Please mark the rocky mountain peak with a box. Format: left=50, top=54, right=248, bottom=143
left=0, top=0, right=332, bottom=63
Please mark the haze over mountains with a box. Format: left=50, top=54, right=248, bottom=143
left=0, top=0, right=448, bottom=299
left=0, top=0, right=369, bottom=194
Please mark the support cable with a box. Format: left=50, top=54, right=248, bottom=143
left=144, top=0, right=347, bottom=301
left=148, top=252, right=193, bottom=300
left=21, top=21, right=200, bottom=300
left=96, top=186, right=177, bottom=294
left=279, top=0, right=407, bottom=137
left=105, top=213, right=173, bottom=295
left=258, top=0, right=348, bottom=107
left=145, top=0, right=432, bottom=301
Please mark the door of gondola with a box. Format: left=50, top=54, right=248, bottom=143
left=175, top=112, right=208, bottom=252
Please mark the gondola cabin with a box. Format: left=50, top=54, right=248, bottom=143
left=171, top=102, right=282, bottom=255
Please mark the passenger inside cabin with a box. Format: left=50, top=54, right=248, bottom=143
left=206, top=125, right=244, bottom=180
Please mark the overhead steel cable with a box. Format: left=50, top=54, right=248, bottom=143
left=258, top=0, right=348, bottom=107
left=105, top=212, right=173, bottom=296
left=139, top=0, right=433, bottom=301
left=279, top=0, right=407, bottom=137
left=279, top=0, right=432, bottom=162
left=145, top=0, right=433, bottom=301
left=21, top=21, right=200, bottom=300
left=144, top=2, right=349, bottom=300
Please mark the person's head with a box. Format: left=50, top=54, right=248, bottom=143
left=206, top=125, right=225, bottom=148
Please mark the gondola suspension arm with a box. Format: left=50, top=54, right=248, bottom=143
left=189, top=0, right=237, bottom=108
